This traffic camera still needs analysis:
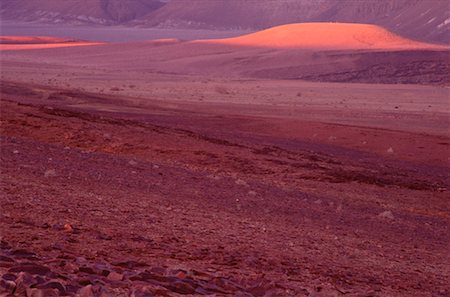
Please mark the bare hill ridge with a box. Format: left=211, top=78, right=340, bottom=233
left=0, top=0, right=165, bottom=25
left=200, top=23, right=442, bottom=50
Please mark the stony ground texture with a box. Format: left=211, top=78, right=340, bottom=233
left=1, top=82, right=449, bottom=296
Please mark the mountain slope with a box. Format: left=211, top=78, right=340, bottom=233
left=0, top=0, right=165, bottom=25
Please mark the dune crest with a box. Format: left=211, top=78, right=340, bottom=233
left=199, top=23, right=446, bottom=50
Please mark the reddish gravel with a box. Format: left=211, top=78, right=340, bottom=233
left=1, top=83, right=449, bottom=296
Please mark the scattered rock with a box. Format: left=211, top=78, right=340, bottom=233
left=174, top=270, right=187, bottom=279
left=0, top=279, right=16, bottom=293
left=63, top=223, right=74, bottom=233
left=78, top=285, right=94, bottom=297
left=235, top=179, right=248, bottom=186
left=79, top=267, right=96, bottom=274
left=107, top=271, right=123, bottom=282
left=44, top=169, right=57, bottom=178
left=378, top=210, right=395, bottom=220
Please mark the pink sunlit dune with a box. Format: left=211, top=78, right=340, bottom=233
left=199, top=23, right=448, bottom=50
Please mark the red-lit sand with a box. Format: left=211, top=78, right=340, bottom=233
left=198, top=23, right=448, bottom=49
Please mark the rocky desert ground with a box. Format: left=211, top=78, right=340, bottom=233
left=1, top=22, right=449, bottom=297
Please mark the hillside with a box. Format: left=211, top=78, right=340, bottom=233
left=0, top=0, right=165, bottom=25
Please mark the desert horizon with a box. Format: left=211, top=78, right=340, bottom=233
left=1, top=1, right=449, bottom=297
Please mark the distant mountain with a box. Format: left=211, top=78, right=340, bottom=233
left=1, top=0, right=449, bottom=44
left=0, top=0, right=165, bottom=25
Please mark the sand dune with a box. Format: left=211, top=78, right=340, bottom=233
left=0, top=35, right=103, bottom=50
left=201, top=23, right=446, bottom=49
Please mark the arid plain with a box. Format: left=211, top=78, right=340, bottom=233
left=1, top=23, right=449, bottom=297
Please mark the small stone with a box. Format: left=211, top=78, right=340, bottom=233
left=175, top=270, right=187, bottom=279
left=235, top=179, right=248, bottom=186
left=63, top=223, right=74, bottom=233
left=152, top=165, right=160, bottom=169
left=128, top=160, right=138, bottom=166
left=44, top=169, right=57, bottom=177
left=63, top=262, right=78, bottom=273
left=0, top=279, right=16, bottom=293
left=248, top=191, right=257, bottom=196
left=26, top=288, right=44, bottom=297
left=78, top=285, right=94, bottom=297
left=13, top=150, right=19, bottom=154
left=107, top=271, right=123, bottom=281
left=387, top=147, right=394, bottom=154
left=378, top=210, right=395, bottom=220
